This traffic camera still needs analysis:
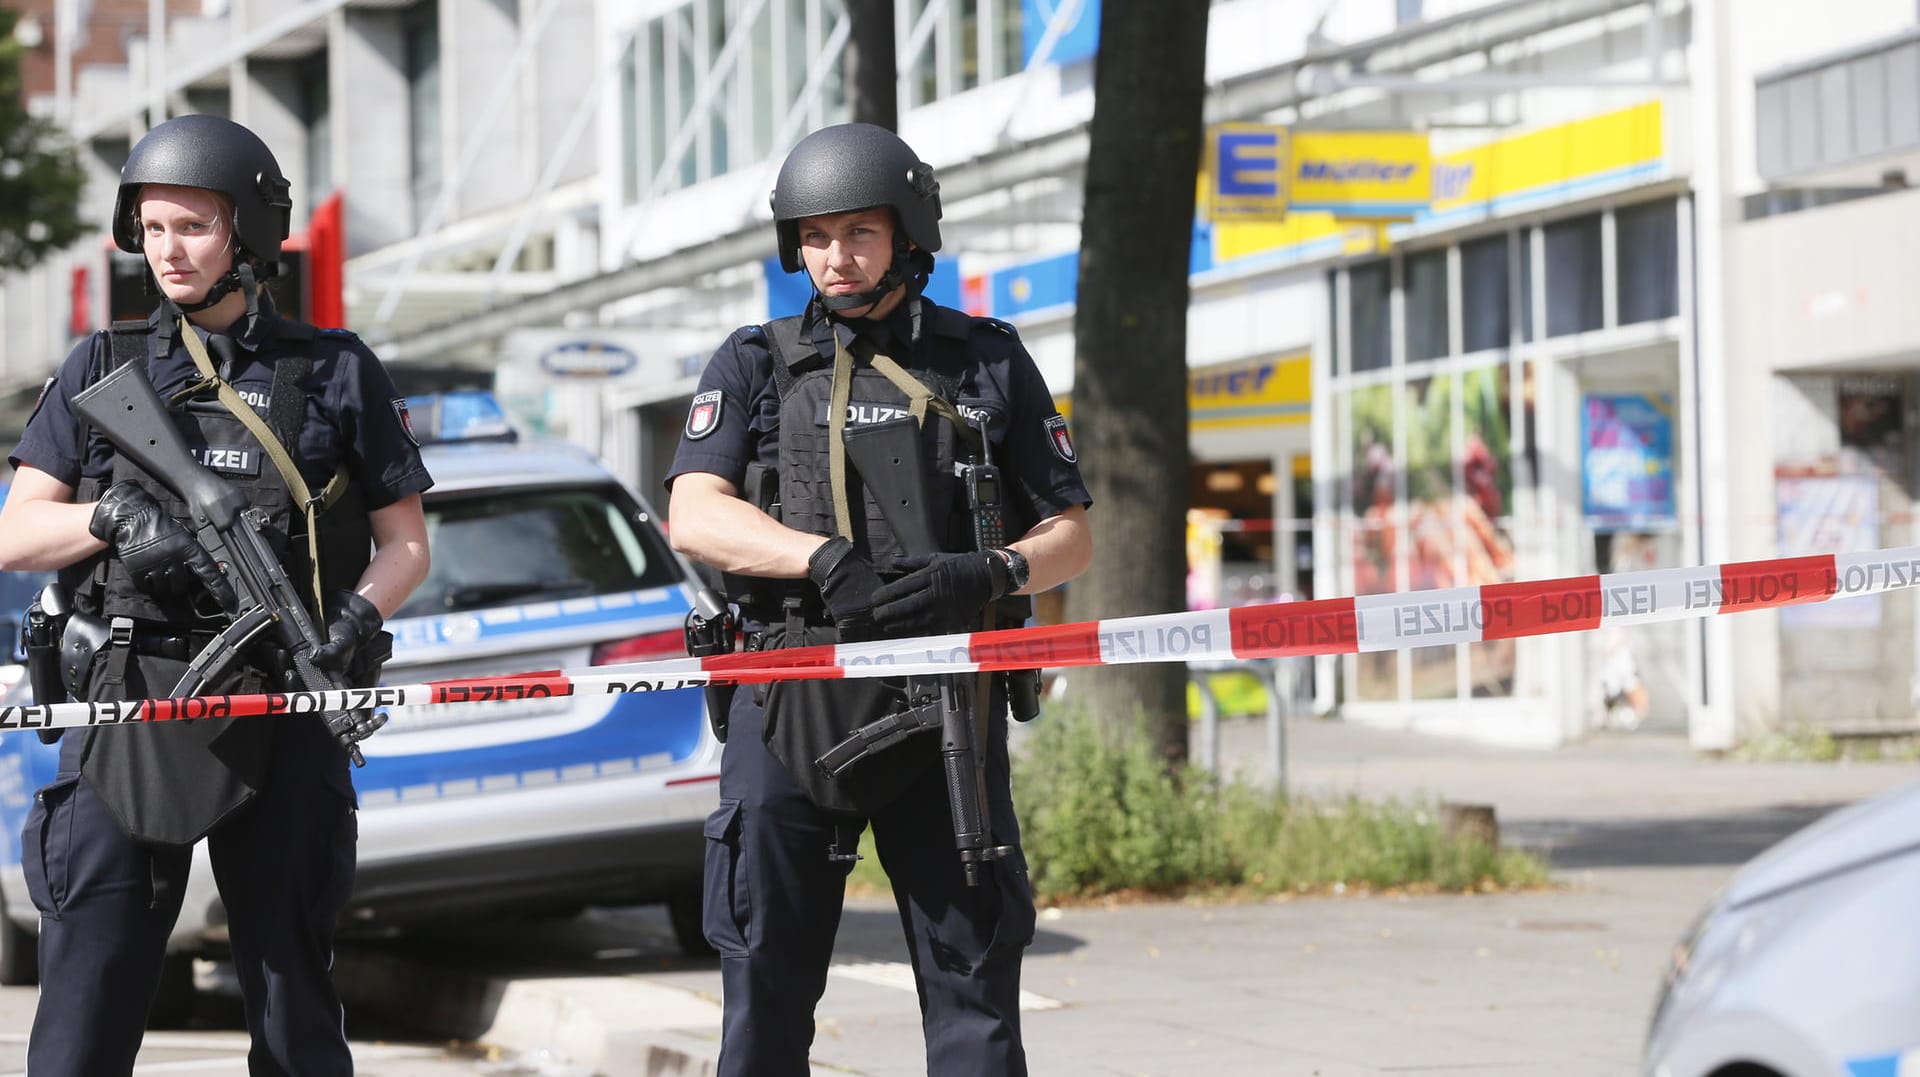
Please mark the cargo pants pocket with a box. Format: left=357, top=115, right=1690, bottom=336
left=22, top=775, right=83, bottom=920
left=701, top=799, right=749, bottom=958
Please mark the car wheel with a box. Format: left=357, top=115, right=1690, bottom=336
left=0, top=888, right=38, bottom=986
left=145, top=953, right=196, bottom=1029
left=667, top=889, right=715, bottom=958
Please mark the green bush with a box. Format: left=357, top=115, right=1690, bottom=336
left=846, top=707, right=1550, bottom=902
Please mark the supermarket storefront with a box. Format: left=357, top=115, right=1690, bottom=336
left=1307, top=101, right=1696, bottom=747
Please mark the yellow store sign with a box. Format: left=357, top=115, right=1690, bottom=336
left=1204, top=100, right=1668, bottom=266
left=1287, top=131, right=1432, bottom=219
left=1057, top=352, right=1312, bottom=431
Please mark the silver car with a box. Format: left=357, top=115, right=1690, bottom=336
left=1646, top=777, right=1920, bottom=1077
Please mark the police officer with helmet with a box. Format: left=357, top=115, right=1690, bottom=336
left=0, top=114, right=432, bottom=1075
left=666, top=122, right=1093, bottom=1076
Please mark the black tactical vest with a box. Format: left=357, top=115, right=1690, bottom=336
left=769, top=305, right=981, bottom=565
left=57, top=319, right=371, bottom=844
left=62, top=323, right=371, bottom=626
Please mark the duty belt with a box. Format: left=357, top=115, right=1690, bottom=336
left=114, top=624, right=218, bottom=661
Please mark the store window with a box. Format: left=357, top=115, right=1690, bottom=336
left=1349, top=381, right=1397, bottom=701
left=1405, top=249, right=1449, bottom=362
left=1518, top=230, right=1535, bottom=342
left=1327, top=199, right=1683, bottom=709
left=1544, top=213, right=1603, bottom=337
left=1617, top=198, right=1679, bottom=325
left=1460, top=234, right=1509, bottom=353
left=1349, top=260, right=1391, bottom=372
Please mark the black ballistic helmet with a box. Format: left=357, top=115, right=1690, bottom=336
left=770, top=123, right=942, bottom=274
left=112, top=114, right=293, bottom=264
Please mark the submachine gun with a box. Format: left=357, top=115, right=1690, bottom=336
left=814, top=416, right=1040, bottom=886
left=69, top=360, right=387, bottom=765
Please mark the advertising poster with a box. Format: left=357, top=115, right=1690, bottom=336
left=1349, top=383, right=1397, bottom=701
left=1406, top=375, right=1458, bottom=699
left=1463, top=364, right=1518, bottom=697
left=1582, top=393, right=1676, bottom=531
left=1778, top=475, right=1881, bottom=628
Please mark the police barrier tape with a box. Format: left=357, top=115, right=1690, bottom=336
left=6, top=545, right=1920, bottom=734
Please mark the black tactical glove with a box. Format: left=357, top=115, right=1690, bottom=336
left=872, top=551, right=1010, bottom=639
left=89, top=481, right=237, bottom=611
left=807, top=535, right=884, bottom=642
left=312, top=590, right=384, bottom=672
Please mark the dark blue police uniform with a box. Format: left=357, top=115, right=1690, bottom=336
left=667, top=297, right=1089, bottom=1077
left=7, top=298, right=431, bottom=1076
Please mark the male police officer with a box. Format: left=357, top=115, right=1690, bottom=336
left=0, top=114, right=431, bottom=1075
left=666, top=123, right=1093, bottom=1077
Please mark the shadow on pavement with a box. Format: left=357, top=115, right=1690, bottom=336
left=321, top=902, right=1086, bottom=1042
left=1510, top=803, right=1842, bottom=869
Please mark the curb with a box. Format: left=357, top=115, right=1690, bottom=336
left=335, top=949, right=726, bottom=1076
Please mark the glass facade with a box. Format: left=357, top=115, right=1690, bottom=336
left=619, top=0, right=1029, bottom=203
left=1326, top=196, right=1682, bottom=709
left=404, top=4, right=441, bottom=233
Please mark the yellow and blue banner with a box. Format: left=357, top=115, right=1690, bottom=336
left=1286, top=131, right=1432, bottom=218
left=1207, top=124, right=1289, bottom=221
left=1206, top=100, right=1668, bottom=270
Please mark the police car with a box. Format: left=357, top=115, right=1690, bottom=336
left=0, top=481, right=55, bottom=690
left=0, top=393, right=720, bottom=999
left=1645, top=776, right=1920, bottom=1077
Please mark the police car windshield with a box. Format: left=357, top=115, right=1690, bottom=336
left=396, top=483, right=682, bottom=618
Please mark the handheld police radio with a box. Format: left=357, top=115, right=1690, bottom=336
left=958, top=417, right=1006, bottom=551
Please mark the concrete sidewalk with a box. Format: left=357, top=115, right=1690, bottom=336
left=343, top=718, right=1920, bottom=1076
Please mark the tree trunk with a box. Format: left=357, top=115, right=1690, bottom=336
left=844, top=0, right=898, bottom=131
left=1064, top=0, right=1211, bottom=765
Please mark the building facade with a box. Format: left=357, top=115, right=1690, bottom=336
left=3, top=0, right=1917, bottom=748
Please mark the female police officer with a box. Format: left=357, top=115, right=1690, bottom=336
left=0, top=114, right=431, bottom=1075
left=666, top=123, right=1093, bottom=1077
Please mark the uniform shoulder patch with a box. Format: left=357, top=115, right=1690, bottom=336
left=392, top=397, right=419, bottom=446
left=1044, top=413, right=1076, bottom=463
left=977, top=317, right=1019, bottom=339
left=686, top=390, right=724, bottom=440
left=24, top=376, right=56, bottom=426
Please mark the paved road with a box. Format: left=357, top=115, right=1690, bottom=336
left=0, top=717, right=1910, bottom=1075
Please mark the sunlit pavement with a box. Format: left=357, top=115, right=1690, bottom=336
left=0, top=717, right=1910, bottom=1076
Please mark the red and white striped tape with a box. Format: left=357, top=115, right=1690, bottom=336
left=4, top=545, right=1918, bottom=735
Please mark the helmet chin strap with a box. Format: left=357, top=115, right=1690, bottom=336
left=172, top=261, right=265, bottom=328
left=815, top=235, right=917, bottom=313
left=172, top=267, right=243, bottom=313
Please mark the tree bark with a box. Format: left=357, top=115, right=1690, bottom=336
left=844, top=0, right=898, bottom=131
left=1064, top=0, right=1211, bottom=765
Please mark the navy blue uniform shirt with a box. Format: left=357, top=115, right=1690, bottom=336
left=10, top=301, right=433, bottom=510
left=667, top=297, right=1090, bottom=527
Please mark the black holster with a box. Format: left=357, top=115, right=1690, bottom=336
left=22, top=589, right=68, bottom=743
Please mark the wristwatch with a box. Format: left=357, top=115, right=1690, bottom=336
left=992, top=547, right=1031, bottom=592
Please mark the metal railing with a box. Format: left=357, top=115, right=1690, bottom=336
left=1189, top=656, right=1309, bottom=795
